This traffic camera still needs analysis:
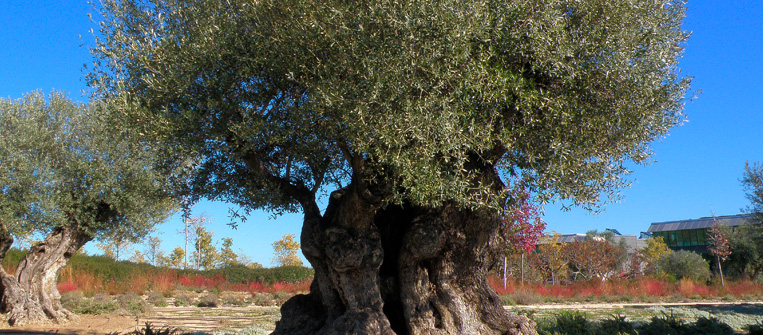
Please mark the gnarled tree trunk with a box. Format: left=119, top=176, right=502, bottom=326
left=274, top=167, right=536, bottom=335
left=0, top=223, right=91, bottom=326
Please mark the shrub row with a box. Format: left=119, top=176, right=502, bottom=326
left=3, top=248, right=314, bottom=296
left=533, top=311, right=755, bottom=335
left=493, top=276, right=763, bottom=303
left=181, top=264, right=314, bottom=284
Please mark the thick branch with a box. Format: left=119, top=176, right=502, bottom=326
left=242, top=154, right=320, bottom=216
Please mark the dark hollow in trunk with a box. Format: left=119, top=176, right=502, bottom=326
left=273, top=170, right=537, bottom=335
left=0, top=224, right=91, bottom=326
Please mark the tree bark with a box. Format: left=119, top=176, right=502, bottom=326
left=274, top=169, right=537, bottom=334
left=0, top=223, right=91, bottom=326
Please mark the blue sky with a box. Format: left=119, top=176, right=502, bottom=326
left=1, top=1, right=761, bottom=266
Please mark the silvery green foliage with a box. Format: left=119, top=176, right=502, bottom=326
left=645, top=306, right=763, bottom=331
left=211, top=324, right=273, bottom=335
left=91, top=0, right=690, bottom=213
left=0, top=92, right=175, bottom=242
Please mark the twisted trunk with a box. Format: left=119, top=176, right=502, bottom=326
left=273, top=167, right=536, bottom=335
left=0, top=223, right=91, bottom=326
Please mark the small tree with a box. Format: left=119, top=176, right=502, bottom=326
left=272, top=234, right=302, bottom=267
left=499, top=186, right=546, bottom=286
left=218, top=237, right=239, bottom=268
left=707, top=224, right=732, bottom=286
left=638, top=236, right=673, bottom=275
left=563, top=239, right=626, bottom=281
left=144, top=236, right=165, bottom=266
left=95, top=237, right=133, bottom=261
left=192, top=225, right=218, bottom=270
left=657, top=250, right=711, bottom=282
left=165, top=247, right=186, bottom=269
left=179, top=213, right=209, bottom=269
left=130, top=250, right=147, bottom=264
left=532, top=232, right=568, bottom=283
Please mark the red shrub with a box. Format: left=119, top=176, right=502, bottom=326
left=57, top=281, right=78, bottom=294
left=150, top=271, right=177, bottom=294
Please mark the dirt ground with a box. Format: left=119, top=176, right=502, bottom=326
left=1, top=314, right=139, bottom=335
left=1, top=306, right=280, bottom=335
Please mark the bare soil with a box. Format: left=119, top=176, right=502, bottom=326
left=1, top=306, right=279, bottom=335
left=1, top=314, right=138, bottom=335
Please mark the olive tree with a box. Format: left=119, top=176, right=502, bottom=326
left=0, top=92, right=174, bottom=325
left=91, top=0, right=689, bottom=334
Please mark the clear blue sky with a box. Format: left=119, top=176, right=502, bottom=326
left=1, top=1, right=761, bottom=266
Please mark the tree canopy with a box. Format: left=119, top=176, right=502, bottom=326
left=0, top=92, right=175, bottom=243
left=0, top=91, right=176, bottom=325
left=91, top=0, right=690, bottom=215
left=90, top=2, right=690, bottom=333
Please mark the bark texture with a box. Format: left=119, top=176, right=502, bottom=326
left=0, top=224, right=91, bottom=326
left=274, top=166, right=537, bottom=335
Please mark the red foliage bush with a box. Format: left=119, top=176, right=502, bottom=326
left=57, top=281, right=78, bottom=294
left=488, top=275, right=763, bottom=302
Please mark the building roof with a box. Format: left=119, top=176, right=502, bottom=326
left=646, top=214, right=754, bottom=233
left=543, top=233, right=646, bottom=253
left=557, top=234, right=586, bottom=243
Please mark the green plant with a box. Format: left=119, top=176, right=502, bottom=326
left=688, top=317, right=734, bottom=335
left=60, top=291, right=86, bottom=311
left=251, top=292, right=274, bottom=306
left=126, top=322, right=181, bottom=335
left=745, top=321, right=763, bottom=335
left=221, top=293, right=248, bottom=306
left=595, top=314, right=636, bottom=335
left=71, top=293, right=120, bottom=315
left=272, top=292, right=291, bottom=306
left=147, top=292, right=168, bottom=307
left=197, top=292, right=218, bottom=307
left=657, top=250, right=711, bottom=282
left=511, top=289, right=542, bottom=305
left=118, top=292, right=149, bottom=315
left=174, top=292, right=193, bottom=307
left=550, top=311, right=592, bottom=335
left=639, top=312, right=687, bottom=335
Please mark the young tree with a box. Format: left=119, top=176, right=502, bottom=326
left=130, top=250, right=147, bottom=264
left=0, top=92, right=175, bottom=325
left=657, top=250, right=711, bottom=282
left=272, top=234, right=303, bottom=267
left=499, top=186, right=546, bottom=286
left=707, top=224, right=731, bottom=286
left=165, top=247, right=186, bottom=269
left=144, top=236, right=166, bottom=266
left=95, top=237, right=133, bottom=261
left=192, top=225, right=218, bottom=270
left=92, top=1, right=690, bottom=333
left=638, top=236, right=673, bottom=275
left=563, top=239, right=627, bottom=281
left=531, top=232, right=569, bottom=283
left=218, top=237, right=239, bottom=268
left=179, top=213, right=209, bottom=270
